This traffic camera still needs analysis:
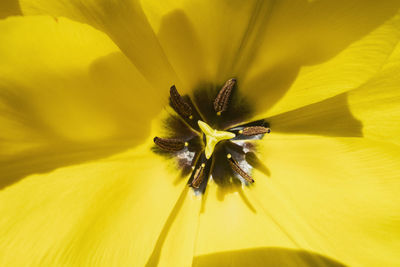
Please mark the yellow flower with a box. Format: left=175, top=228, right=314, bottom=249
left=1, top=0, right=400, bottom=266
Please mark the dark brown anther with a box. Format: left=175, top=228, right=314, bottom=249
left=241, top=126, right=271, bottom=136
left=214, top=78, right=236, bottom=114
left=170, top=85, right=192, bottom=117
left=191, top=163, right=206, bottom=188
left=154, top=137, right=185, bottom=152
left=227, top=154, right=254, bottom=183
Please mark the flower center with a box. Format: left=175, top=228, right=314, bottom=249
left=153, top=78, right=270, bottom=192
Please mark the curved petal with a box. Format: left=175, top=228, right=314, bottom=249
left=142, top=0, right=276, bottom=89
left=20, top=0, right=178, bottom=90
left=248, top=134, right=400, bottom=266
left=348, top=40, right=400, bottom=145
left=194, top=181, right=297, bottom=257
left=0, top=140, right=199, bottom=266
left=243, top=1, right=400, bottom=116
left=0, top=16, right=162, bottom=187
left=262, top=38, right=400, bottom=144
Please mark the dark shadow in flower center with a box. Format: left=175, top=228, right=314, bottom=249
left=152, top=80, right=271, bottom=207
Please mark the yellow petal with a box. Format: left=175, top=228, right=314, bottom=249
left=20, top=0, right=178, bottom=90
left=146, top=186, right=202, bottom=267
left=264, top=39, right=400, bottom=145
left=243, top=2, right=400, bottom=117
left=0, top=0, right=21, bottom=18
left=348, top=40, right=400, bottom=145
left=194, top=181, right=297, bottom=256
left=194, top=248, right=346, bottom=267
left=249, top=134, right=400, bottom=266
left=0, top=16, right=161, bottom=166
left=142, top=0, right=275, bottom=86
left=265, top=92, right=363, bottom=138
left=0, top=140, right=196, bottom=266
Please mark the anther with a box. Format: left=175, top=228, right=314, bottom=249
left=214, top=78, right=236, bottom=114
left=242, top=126, right=270, bottom=136
left=170, top=85, right=192, bottom=118
left=153, top=137, right=185, bottom=152
left=227, top=156, right=254, bottom=183
left=184, top=142, right=189, bottom=147
left=238, top=130, right=243, bottom=134
left=191, top=163, right=206, bottom=188
left=226, top=153, right=232, bottom=159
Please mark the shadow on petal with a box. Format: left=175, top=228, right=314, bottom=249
left=244, top=62, right=300, bottom=114
left=0, top=52, right=162, bottom=189
left=193, top=247, right=347, bottom=267
left=244, top=0, right=400, bottom=71
left=0, top=141, right=140, bottom=190
left=266, top=93, right=363, bottom=137
left=241, top=0, right=400, bottom=113
left=246, top=152, right=271, bottom=177
left=157, top=10, right=207, bottom=92
left=0, top=0, right=21, bottom=19
left=145, top=186, right=189, bottom=267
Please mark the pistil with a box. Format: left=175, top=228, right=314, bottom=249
left=198, top=120, right=236, bottom=159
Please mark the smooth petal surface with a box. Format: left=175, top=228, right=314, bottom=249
left=142, top=0, right=273, bottom=87
left=20, top=0, right=179, bottom=90
left=0, top=141, right=198, bottom=266
left=194, top=181, right=297, bottom=256
left=243, top=134, right=400, bottom=266
left=264, top=35, right=400, bottom=145
left=244, top=1, right=400, bottom=116
left=0, top=16, right=163, bottom=188
left=348, top=41, right=400, bottom=145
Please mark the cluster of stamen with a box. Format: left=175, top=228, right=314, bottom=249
left=153, top=78, right=270, bottom=192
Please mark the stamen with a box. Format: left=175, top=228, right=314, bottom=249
left=170, top=85, right=192, bottom=118
left=191, top=163, right=206, bottom=188
left=227, top=155, right=254, bottom=183
left=214, top=78, right=236, bottom=114
left=242, top=126, right=270, bottom=136
left=154, top=137, right=185, bottom=152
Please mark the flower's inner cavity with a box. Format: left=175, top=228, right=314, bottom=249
left=153, top=79, right=270, bottom=193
